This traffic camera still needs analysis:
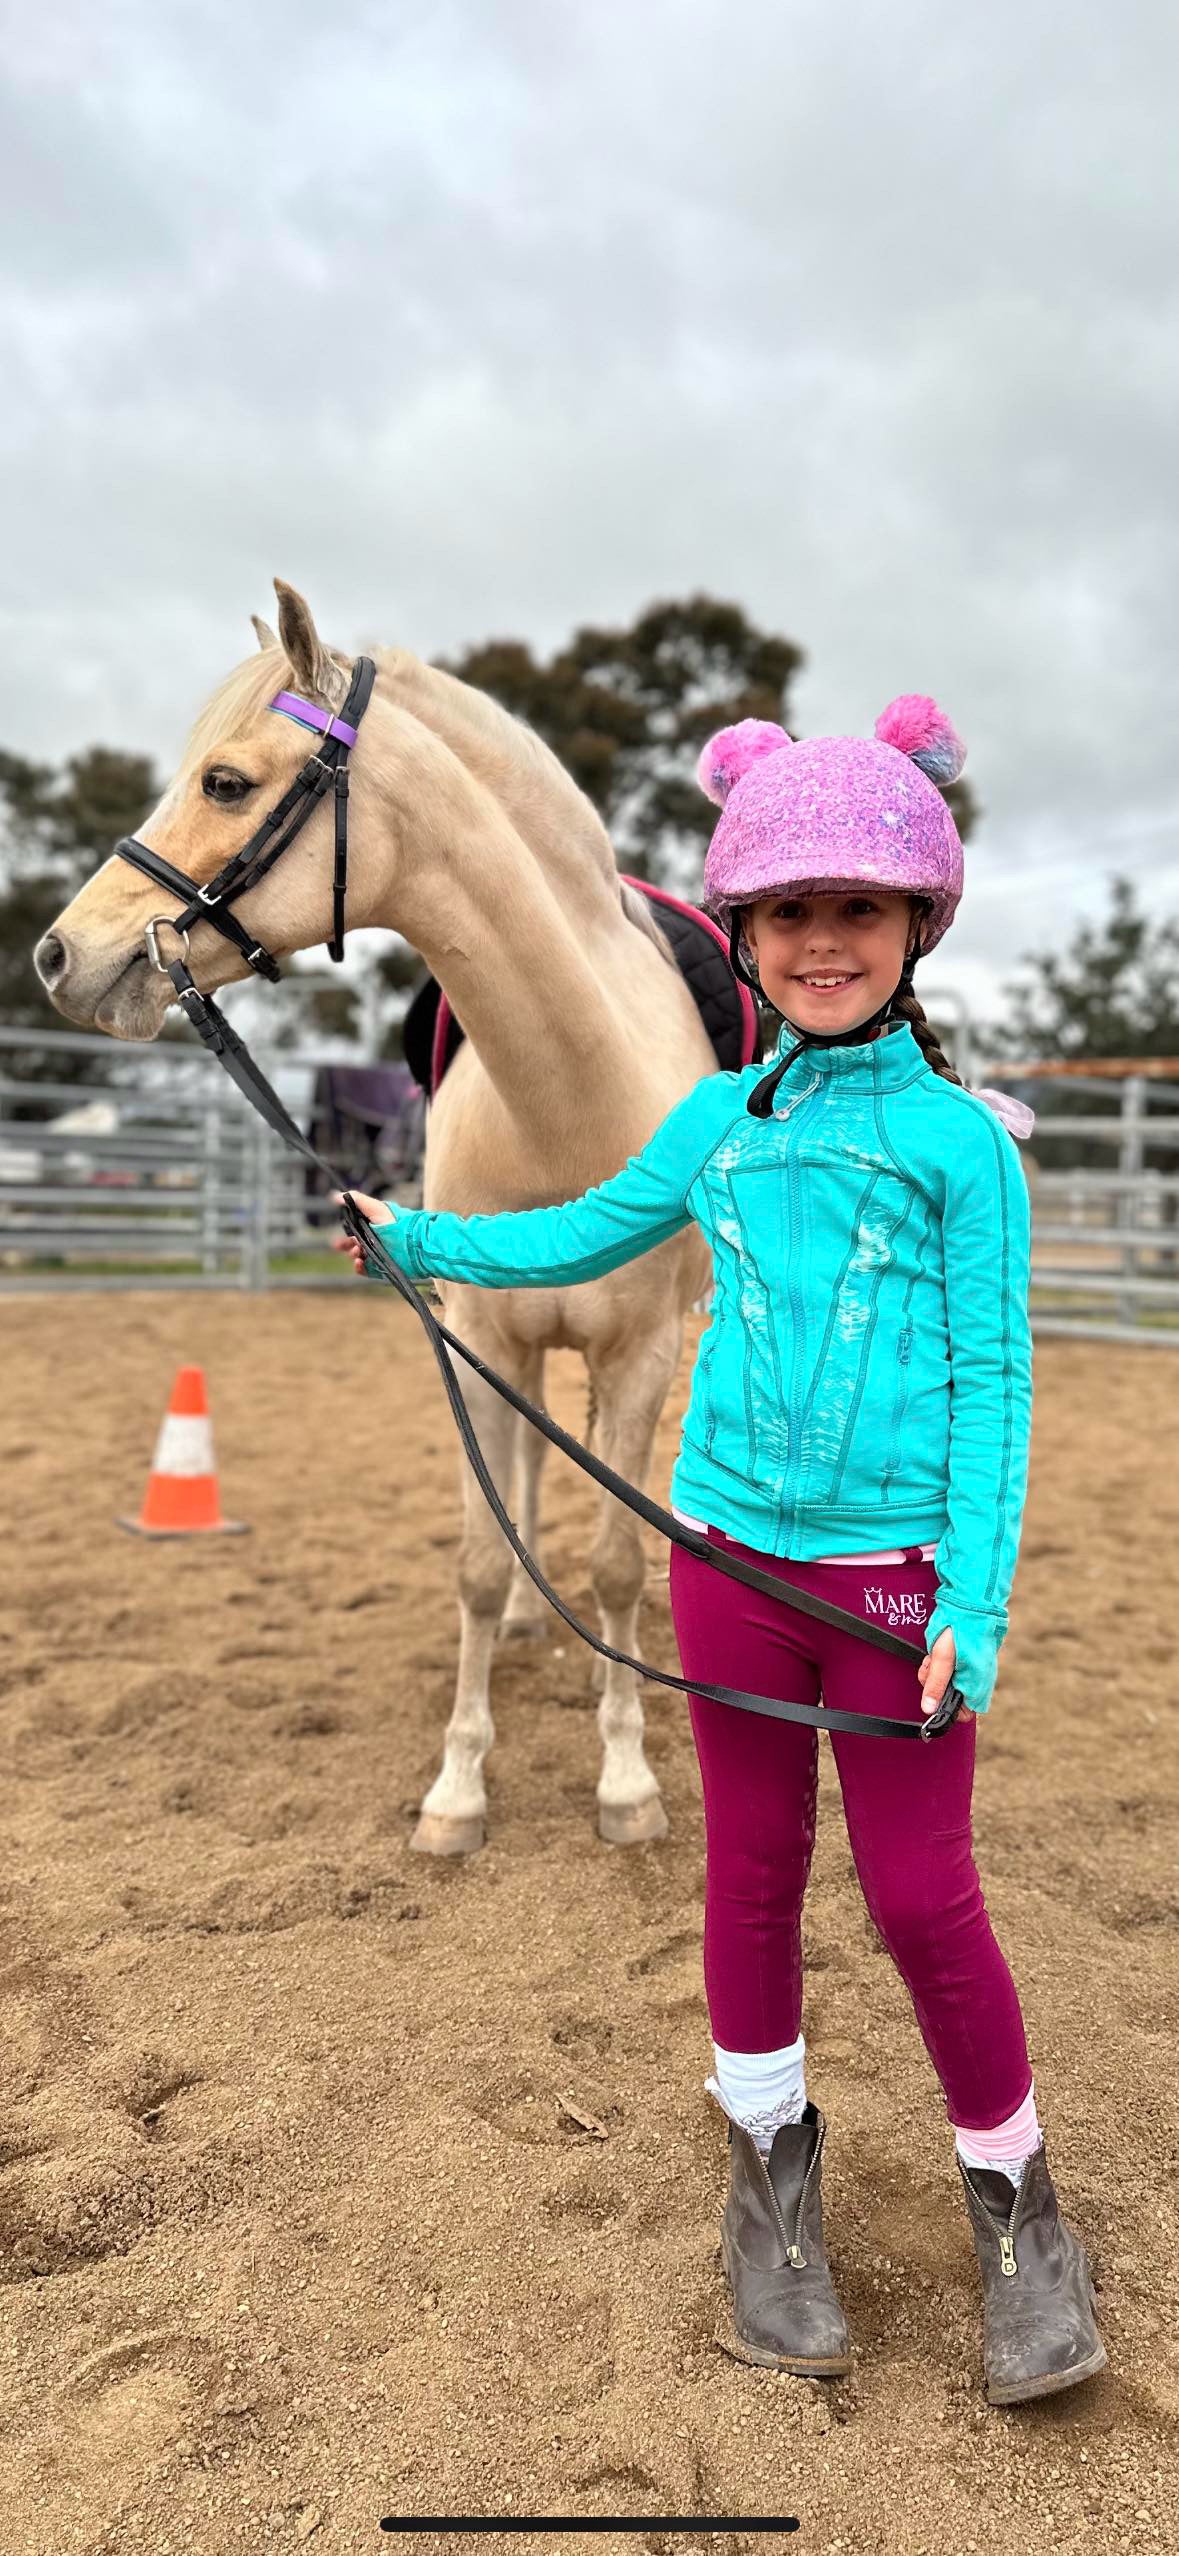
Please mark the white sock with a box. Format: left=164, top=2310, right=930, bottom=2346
left=953, top=2081, right=1043, bottom=2189
left=706, top=2033, right=807, bottom=2155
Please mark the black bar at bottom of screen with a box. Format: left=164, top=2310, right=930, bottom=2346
left=378, top=2522, right=801, bottom=2536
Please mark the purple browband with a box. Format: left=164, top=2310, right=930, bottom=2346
left=269, top=689, right=359, bottom=749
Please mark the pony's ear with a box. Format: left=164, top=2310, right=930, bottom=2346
left=251, top=613, right=278, bottom=652
left=274, top=579, right=342, bottom=703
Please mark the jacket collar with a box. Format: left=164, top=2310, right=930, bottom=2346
left=765, top=1017, right=927, bottom=1088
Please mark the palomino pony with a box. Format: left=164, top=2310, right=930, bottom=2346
left=35, top=581, right=730, bottom=1856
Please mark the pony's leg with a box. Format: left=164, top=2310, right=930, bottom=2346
left=412, top=1356, right=524, bottom=1859
left=585, top=1320, right=682, bottom=1847
left=499, top=1354, right=551, bottom=1641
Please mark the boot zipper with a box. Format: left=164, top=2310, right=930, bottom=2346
left=998, top=2233, right=1017, bottom=2278
left=785, top=2123, right=825, bottom=2269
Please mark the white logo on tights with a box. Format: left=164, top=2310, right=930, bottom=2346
left=864, top=1586, right=929, bottom=1628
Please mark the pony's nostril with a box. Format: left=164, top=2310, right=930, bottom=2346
left=35, top=931, right=69, bottom=987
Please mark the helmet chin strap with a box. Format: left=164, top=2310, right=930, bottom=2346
left=736, top=913, right=925, bottom=1121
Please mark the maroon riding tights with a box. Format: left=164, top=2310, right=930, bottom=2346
left=667, top=1526, right=1033, bottom=2133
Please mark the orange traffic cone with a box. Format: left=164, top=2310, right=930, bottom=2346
left=117, top=1366, right=248, bottom=1538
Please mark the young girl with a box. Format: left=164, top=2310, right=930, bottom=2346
left=336, top=696, right=1105, bottom=2407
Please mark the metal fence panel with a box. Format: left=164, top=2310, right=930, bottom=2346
left=3, top=1026, right=1179, bottom=1341
left=1017, top=1067, right=1179, bottom=1341
left=0, top=1023, right=334, bottom=1292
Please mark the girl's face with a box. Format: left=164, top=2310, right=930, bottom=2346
left=741, top=888, right=918, bottom=1037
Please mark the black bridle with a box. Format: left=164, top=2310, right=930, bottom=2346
left=111, top=652, right=963, bottom=1746
left=113, top=654, right=377, bottom=1006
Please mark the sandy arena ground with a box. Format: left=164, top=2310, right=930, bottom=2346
left=1, top=1289, right=1177, bottom=2556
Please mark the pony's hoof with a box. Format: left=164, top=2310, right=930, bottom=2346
left=410, top=1810, right=486, bottom=1857
left=597, top=1794, right=669, bottom=1847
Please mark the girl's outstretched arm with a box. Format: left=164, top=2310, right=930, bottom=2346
left=927, top=1106, right=1034, bottom=1714
left=335, top=1083, right=713, bottom=1289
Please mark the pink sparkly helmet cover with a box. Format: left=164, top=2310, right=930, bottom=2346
left=698, top=696, right=967, bottom=957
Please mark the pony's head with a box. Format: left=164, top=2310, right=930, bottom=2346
left=35, top=581, right=375, bottom=1038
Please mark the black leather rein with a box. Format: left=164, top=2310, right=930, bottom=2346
left=110, top=648, right=963, bottom=1745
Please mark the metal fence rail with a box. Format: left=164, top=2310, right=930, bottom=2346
left=0, top=1022, right=351, bottom=1293
left=3, top=1027, right=1179, bottom=1342
left=1000, top=1068, right=1179, bottom=1343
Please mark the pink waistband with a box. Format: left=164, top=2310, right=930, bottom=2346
left=816, top=1543, right=937, bottom=1567
left=671, top=1507, right=936, bottom=1567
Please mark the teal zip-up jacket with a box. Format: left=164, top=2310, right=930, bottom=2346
left=369, top=1020, right=1033, bottom=1713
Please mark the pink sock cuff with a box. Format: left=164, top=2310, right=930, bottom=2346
left=951, top=2080, right=1039, bottom=2165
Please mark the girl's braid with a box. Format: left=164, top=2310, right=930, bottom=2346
left=892, top=985, right=964, bottom=1085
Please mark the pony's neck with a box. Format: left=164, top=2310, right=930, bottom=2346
left=363, top=731, right=649, bottom=1176
left=371, top=646, right=625, bottom=924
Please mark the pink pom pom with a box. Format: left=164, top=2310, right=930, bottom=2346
left=696, top=719, right=791, bottom=807
left=874, top=695, right=966, bottom=786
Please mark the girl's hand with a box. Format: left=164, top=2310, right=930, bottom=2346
left=330, top=1189, right=396, bottom=1278
left=917, top=1627, right=957, bottom=1717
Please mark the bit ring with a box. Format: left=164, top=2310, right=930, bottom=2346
left=145, top=916, right=192, bottom=974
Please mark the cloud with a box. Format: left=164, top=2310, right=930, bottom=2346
left=2, top=0, right=1176, bottom=1015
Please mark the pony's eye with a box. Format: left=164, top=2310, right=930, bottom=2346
left=202, top=767, right=255, bottom=805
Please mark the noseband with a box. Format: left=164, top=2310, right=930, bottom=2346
left=112, top=654, right=377, bottom=1004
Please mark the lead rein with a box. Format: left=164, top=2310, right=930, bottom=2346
left=116, top=641, right=963, bottom=1748
left=336, top=1190, right=964, bottom=1744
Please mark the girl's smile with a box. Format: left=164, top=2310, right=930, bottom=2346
left=741, top=888, right=918, bottom=1035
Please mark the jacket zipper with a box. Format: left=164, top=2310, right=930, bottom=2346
left=776, top=1071, right=822, bottom=1536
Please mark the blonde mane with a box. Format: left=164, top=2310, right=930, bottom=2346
left=369, top=643, right=557, bottom=785
left=179, top=645, right=346, bottom=774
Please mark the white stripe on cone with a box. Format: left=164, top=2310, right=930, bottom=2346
left=152, top=1411, right=216, bottom=1479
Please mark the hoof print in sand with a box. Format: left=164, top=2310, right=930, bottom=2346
left=541, top=2176, right=626, bottom=2231
left=282, top=1706, right=345, bottom=1740
left=549, top=2013, right=615, bottom=2061
left=0, top=2149, right=157, bottom=2282
left=470, top=2074, right=568, bottom=2149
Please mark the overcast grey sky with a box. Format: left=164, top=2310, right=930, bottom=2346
left=3, top=0, right=1176, bottom=1018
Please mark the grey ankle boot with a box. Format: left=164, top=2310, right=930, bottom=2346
left=957, top=2140, right=1108, bottom=2404
left=711, top=2091, right=852, bottom=2376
